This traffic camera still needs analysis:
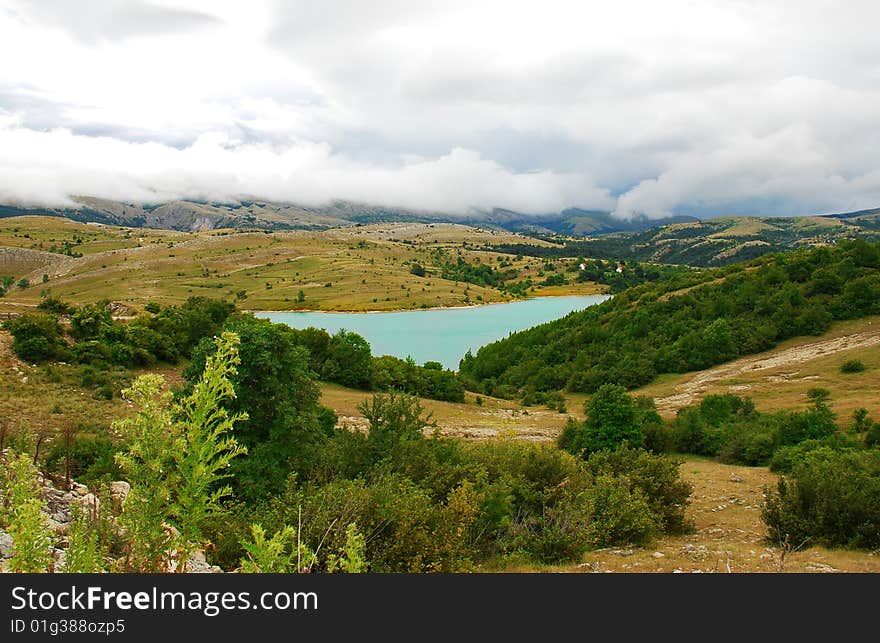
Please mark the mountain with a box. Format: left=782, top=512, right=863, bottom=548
left=0, top=197, right=696, bottom=235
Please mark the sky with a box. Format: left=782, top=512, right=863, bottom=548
left=1, top=0, right=879, bottom=218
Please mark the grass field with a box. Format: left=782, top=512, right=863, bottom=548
left=0, top=216, right=603, bottom=313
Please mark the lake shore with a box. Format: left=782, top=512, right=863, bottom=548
left=247, top=290, right=611, bottom=315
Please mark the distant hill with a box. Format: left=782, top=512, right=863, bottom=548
left=1, top=197, right=879, bottom=264
left=0, top=197, right=695, bottom=235
left=489, top=213, right=880, bottom=267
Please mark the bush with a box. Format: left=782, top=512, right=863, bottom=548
left=762, top=448, right=880, bottom=549
left=582, top=474, right=660, bottom=547
left=3, top=312, right=68, bottom=362
left=559, top=384, right=646, bottom=457
left=841, top=359, right=866, bottom=373
left=584, top=446, right=693, bottom=535
left=44, top=435, right=123, bottom=485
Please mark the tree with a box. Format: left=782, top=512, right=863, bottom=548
left=186, top=317, right=326, bottom=500
left=2, top=312, right=67, bottom=362
left=559, top=384, right=645, bottom=456
left=323, top=330, right=373, bottom=390
left=360, top=391, right=435, bottom=459
left=410, top=263, right=426, bottom=277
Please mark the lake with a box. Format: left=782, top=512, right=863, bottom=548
left=257, top=295, right=610, bottom=370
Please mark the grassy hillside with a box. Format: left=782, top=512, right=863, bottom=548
left=460, top=239, right=880, bottom=397
left=490, top=214, right=880, bottom=267
left=0, top=216, right=606, bottom=312
left=634, top=315, right=880, bottom=421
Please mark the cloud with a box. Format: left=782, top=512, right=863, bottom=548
left=6, top=0, right=221, bottom=43
left=0, top=119, right=613, bottom=214
left=1, top=1, right=880, bottom=217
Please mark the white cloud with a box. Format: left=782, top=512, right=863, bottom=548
left=0, top=0, right=879, bottom=217
left=0, top=120, right=612, bottom=214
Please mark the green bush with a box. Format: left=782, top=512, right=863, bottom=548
left=840, top=359, right=866, bottom=373
left=3, top=312, right=68, bottom=363
left=762, top=448, right=880, bottom=549
left=44, top=435, right=123, bottom=485
left=558, top=384, right=647, bottom=457
left=584, top=446, right=693, bottom=535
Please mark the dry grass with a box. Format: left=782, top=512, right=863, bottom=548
left=634, top=315, right=880, bottom=420
left=0, top=216, right=600, bottom=313
left=320, top=382, right=572, bottom=441
left=498, top=458, right=880, bottom=573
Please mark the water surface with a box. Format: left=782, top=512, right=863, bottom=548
left=258, top=295, right=609, bottom=370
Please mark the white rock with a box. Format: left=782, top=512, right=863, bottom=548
left=652, top=552, right=665, bottom=559
left=110, top=480, right=131, bottom=503
left=0, top=530, right=13, bottom=558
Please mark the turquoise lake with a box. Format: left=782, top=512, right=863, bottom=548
left=257, top=295, right=610, bottom=371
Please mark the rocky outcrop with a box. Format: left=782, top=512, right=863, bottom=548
left=0, top=461, right=221, bottom=573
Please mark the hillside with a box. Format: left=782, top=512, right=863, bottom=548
left=490, top=213, right=880, bottom=267
left=460, top=240, right=880, bottom=397
left=0, top=216, right=609, bottom=312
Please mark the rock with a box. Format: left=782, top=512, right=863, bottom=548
left=73, top=493, right=100, bottom=518
left=652, top=551, right=665, bottom=559
left=0, top=530, right=13, bottom=558
left=185, top=551, right=222, bottom=574
left=609, top=549, right=635, bottom=556
left=47, top=517, right=69, bottom=536
left=110, top=481, right=131, bottom=503
left=72, top=483, right=89, bottom=497
left=729, top=474, right=743, bottom=483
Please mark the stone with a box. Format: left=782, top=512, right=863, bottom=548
left=0, top=530, right=13, bottom=558
left=652, top=551, right=665, bottom=559
left=110, top=481, right=131, bottom=503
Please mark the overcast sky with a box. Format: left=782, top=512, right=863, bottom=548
left=1, top=0, right=879, bottom=218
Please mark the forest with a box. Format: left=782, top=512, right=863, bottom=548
left=460, top=239, right=880, bottom=398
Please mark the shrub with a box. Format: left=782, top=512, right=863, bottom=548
left=762, top=448, right=880, bottom=549
left=559, top=384, right=646, bottom=457
left=584, top=446, right=693, bottom=535
left=44, top=435, right=122, bottom=485
left=841, top=359, right=866, bottom=373
left=3, top=312, right=68, bottom=362
left=582, top=474, right=660, bottom=547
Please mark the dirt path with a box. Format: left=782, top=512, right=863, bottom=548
left=654, top=328, right=880, bottom=414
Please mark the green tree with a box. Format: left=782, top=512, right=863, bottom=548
left=559, top=384, right=645, bottom=456
left=323, top=330, right=373, bottom=389
left=186, top=317, right=326, bottom=500
left=2, top=312, right=67, bottom=362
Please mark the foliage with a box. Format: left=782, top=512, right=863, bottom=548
left=187, top=318, right=324, bottom=501
left=762, top=448, right=880, bottom=549
left=460, top=241, right=880, bottom=395
left=559, top=384, right=651, bottom=456
left=3, top=312, right=68, bottom=362
left=238, top=524, right=314, bottom=573
left=2, top=452, right=53, bottom=572
left=44, top=435, right=122, bottom=485
left=114, top=333, right=247, bottom=571
left=840, top=359, right=866, bottom=373
left=62, top=508, right=104, bottom=573
left=667, top=393, right=839, bottom=466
